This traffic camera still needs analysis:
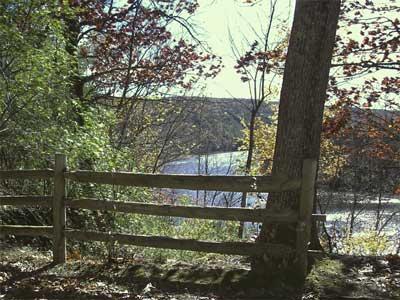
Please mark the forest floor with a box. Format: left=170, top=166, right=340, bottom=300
left=0, top=242, right=399, bottom=300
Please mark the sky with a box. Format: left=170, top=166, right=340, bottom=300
left=190, top=0, right=397, bottom=111
left=114, top=0, right=294, bottom=99
left=189, top=0, right=294, bottom=98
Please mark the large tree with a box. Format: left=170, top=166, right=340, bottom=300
left=255, top=0, right=341, bottom=278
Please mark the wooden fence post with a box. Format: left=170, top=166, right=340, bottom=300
left=53, top=153, right=67, bottom=263
left=296, top=159, right=317, bottom=278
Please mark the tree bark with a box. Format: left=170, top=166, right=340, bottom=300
left=63, top=9, right=86, bottom=126
left=255, top=0, right=341, bottom=278
left=238, top=110, right=257, bottom=237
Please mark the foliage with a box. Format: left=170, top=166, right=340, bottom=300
left=0, top=1, right=131, bottom=171
left=0, top=0, right=72, bottom=166
left=0, top=0, right=226, bottom=174
left=65, top=0, right=221, bottom=101
left=306, top=258, right=345, bottom=296
left=0, top=0, right=226, bottom=259
left=238, top=107, right=347, bottom=179
left=341, top=231, right=391, bottom=256
left=1, top=0, right=400, bottom=264
left=233, top=0, right=288, bottom=85
left=70, top=193, right=240, bottom=260
left=326, top=0, right=400, bottom=165
left=117, top=216, right=240, bottom=262
left=318, top=109, right=347, bottom=183
left=238, top=112, right=277, bottom=175
left=318, top=137, right=347, bottom=183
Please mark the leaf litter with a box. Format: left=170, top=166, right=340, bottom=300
left=1, top=242, right=399, bottom=299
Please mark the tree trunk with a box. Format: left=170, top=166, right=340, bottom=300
left=255, top=0, right=341, bottom=279
left=64, top=10, right=86, bottom=126
left=238, top=110, right=257, bottom=238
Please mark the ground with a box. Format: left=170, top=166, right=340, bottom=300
left=0, top=243, right=399, bottom=300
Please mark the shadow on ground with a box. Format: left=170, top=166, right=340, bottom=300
left=1, top=244, right=399, bottom=299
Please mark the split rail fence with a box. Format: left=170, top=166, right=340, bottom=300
left=0, top=154, right=325, bottom=277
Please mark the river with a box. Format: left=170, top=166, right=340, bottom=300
left=162, top=151, right=400, bottom=254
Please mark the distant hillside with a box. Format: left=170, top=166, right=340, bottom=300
left=109, top=96, right=276, bottom=168
left=160, top=97, right=276, bottom=153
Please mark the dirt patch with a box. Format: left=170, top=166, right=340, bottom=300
left=304, top=255, right=400, bottom=300
left=1, top=243, right=399, bottom=299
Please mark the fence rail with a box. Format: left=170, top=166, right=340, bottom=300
left=64, top=229, right=294, bottom=257
left=0, top=154, right=322, bottom=278
left=0, top=225, right=53, bottom=238
left=0, top=169, right=54, bottom=180
left=0, top=196, right=326, bottom=224
left=65, top=198, right=299, bottom=223
left=65, top=171, right=301, bottom=192
left=0, top=196, right=53, bottom=207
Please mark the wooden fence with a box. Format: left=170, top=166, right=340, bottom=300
left=0, top=154, right=324, bottom=277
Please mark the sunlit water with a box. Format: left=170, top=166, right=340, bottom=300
left=162, top=151, right=400, bottom=254
left=162, top=151, right=249, bottom=207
